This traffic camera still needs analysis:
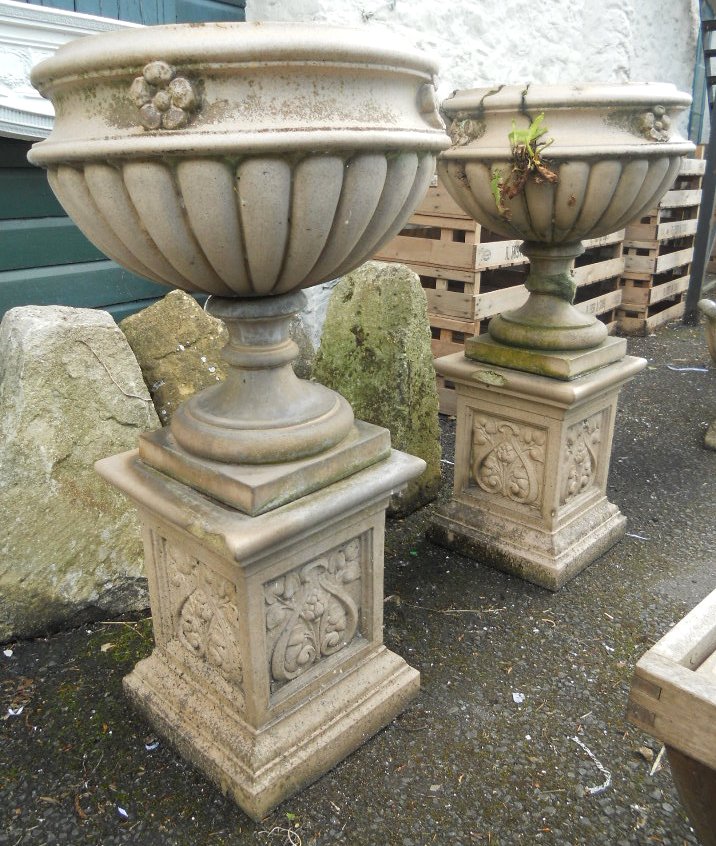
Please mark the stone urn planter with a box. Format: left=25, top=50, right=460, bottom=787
left=628, top=588, right=716, bottom=846
left=428, top=83, right=694, bottom=590
left=438, top=83, right=693, bottom=362
left=30, top=22, right=449, bottom=818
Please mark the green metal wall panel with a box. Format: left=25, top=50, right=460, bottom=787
left=0, top=170, right=65, bottom=220
left=2, top=0, right=245, bottom=322
left=14, top=0, right=245, bottom=24
left=0, top=260, right=169, bottom=314
left=0, top=218, right=105, bottom=271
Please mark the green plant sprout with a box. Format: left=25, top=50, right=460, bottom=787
left=490, top=112, right=558, bottom=219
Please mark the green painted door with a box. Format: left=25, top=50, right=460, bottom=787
left=1, top=0, right=245, bottom=322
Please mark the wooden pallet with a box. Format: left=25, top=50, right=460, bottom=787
left=436, top=374, right=458, bottom=416
left=616, top=157, right=703, bottom=335
left=622, top=235, right=694, bottom=278
left=617, top=295, right=687, bottom=335
left=470, top=234, right=624, bottom=320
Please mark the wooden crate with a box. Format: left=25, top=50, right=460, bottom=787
left=375, top=218, right=526, bottom=281
left=622, top=235, right=694, bottom=278
left=627, top=586, right=716, bottom=771
left=616, top=157, right=703, bottom=335
left=436, top=374, right=458, bottom=416
left=617, top=291, right=688, bottom=335
left=471, top=233, right=624, bottom=321
left=429, top=313, right=486, bottom=358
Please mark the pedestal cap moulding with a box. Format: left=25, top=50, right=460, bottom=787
left=29, top=23, right=450, bottom=466
left=438, top=83, right=693, bottom=352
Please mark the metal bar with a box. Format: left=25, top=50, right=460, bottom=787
left=685, top=108, right=716, bottom=323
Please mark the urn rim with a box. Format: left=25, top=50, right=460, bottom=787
left=441, top=81, right=693, bottom=116
left=30, top=20, right=440, bottom=93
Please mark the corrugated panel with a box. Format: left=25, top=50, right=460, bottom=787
left=13, top=0, right=246, bottom=24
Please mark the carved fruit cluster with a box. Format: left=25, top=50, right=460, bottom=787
left=130, top=60, right=199, bottom=131
left=638, top=105, right=671, bottom=142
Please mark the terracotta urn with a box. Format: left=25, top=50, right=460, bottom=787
left=29, top=22, right=449, bottom=465
left=438, top=83, right=693, bottom=351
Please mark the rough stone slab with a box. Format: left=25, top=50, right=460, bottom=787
left=138, top=420, right=391, bottom=515
left=464, top=334, right=628, bottom=380
left=311, top=261, right=441, bottom=515
left=0, top=306, right=160, bottom=641
left=120, top=290, right=227, bottom=425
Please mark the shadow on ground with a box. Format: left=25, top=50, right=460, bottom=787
left=1, top=320, right=715, bottom=846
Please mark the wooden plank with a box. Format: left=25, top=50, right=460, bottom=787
left=679, top=158, right=707, bottom=176
left=576, top=288, right=622, bottom=317
left=428, top=313, right=478, bottom=334
left=649, top=274, right=690, bottom=306
left=0, top=218, right=105, bottom=272
left=436, top=376, right=457, bottom=416
left=395, top=260, right=478, bottom=285
left=410, top=213, right=478, bottom=232
left=474, top=285, right=528, bottom=320
left=623, top=244, right=693, bottom=275
left=645, top=299, right=686, bottom=330
left=619, top=278, right=652, bottom=307
left=583, top=230, right=625, bottom=249
left=629, top=651, right=716, bottom=769
left=474, top=239, right=526, bottom=270
left=426, top=288, right=474, bottom=320
left=626, top=218, right=698, bottom=242
left=431, top=336, right=467, bottom=358
left=649, top=590, right=716, bottom=670
left=658, top=188, right=702, bottom=209
left=573, top=256, right=625, bottom=287
left=654, top=245, right=694, bottom=275
left=375, top=233, right=475, bottom=271
left=415, top=184, right=470, bottom=219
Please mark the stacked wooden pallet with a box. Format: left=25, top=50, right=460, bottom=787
left=374, top=177, right=625, bottom=412
left=617, top=157, right=705, bottom=334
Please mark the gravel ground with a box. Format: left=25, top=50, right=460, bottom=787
left=1, top=319, right=715, bottom=846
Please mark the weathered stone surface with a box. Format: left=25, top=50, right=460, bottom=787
left=120, top=290, right=228, bottom=425
left=0, top=306, right=159, bottom=641
left=706, top=420, right=716, bottom=451
left=312, top=261, right=441, bottom=515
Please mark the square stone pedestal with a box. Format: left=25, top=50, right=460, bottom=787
left=95, top=447, right=422, bottom=820
left=428, top=352, right=646, bottom=590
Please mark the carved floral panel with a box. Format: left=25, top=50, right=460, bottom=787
left=154, top=534, right=243, bottom=690
left=264, top=537, right=363, bottom=693
left=471, top=415, right=546, bottom=508
left=561, top=412, right=603, bottom=505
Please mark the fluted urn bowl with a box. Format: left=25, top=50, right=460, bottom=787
left=29, top=22, right=446, bottom=298
left=438, top=83, right=693, bottom=351
left=29, top=23, right=449, bottom=464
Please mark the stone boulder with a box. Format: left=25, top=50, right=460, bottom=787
left=312, top=261, right=441, bottom=515
left=0, top=306, right=160, bottom=641
left=120, top=290, right=228, bottom=424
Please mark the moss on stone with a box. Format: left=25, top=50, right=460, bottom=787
left=312, top=261, right=441, bottom=515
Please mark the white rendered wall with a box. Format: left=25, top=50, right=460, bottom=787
left=246, top=0, right=699, bottom=104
